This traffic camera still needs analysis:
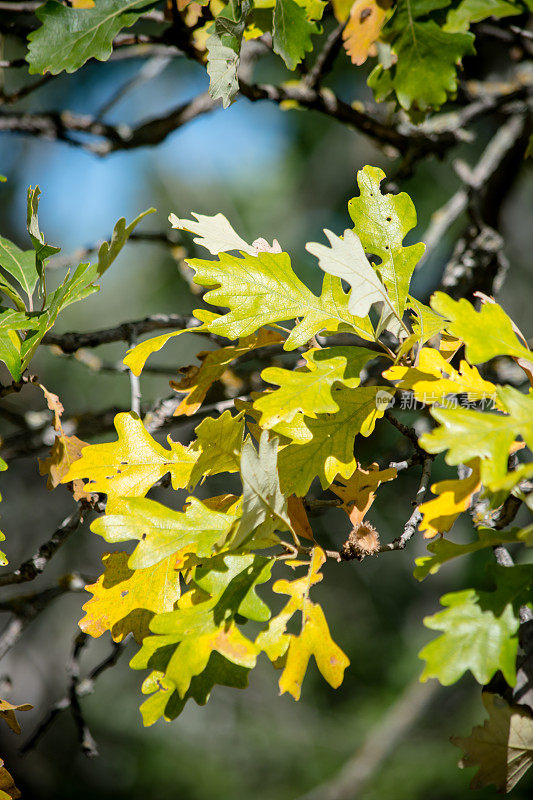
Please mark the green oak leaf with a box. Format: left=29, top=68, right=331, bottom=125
left=254, top=346, right=376, bottom=427
left=138, top=652, right=250, bottom=726
left=91, top=495, right=239, bottom=569
left=272, top=0, right=320, bottom=70
left=194, top=553, right=273, bottom=623
left=0, top=237, right=38, bottom=311
left=277, top=385, right=389, bottom=495
left=445, top=0, right=522, bottom=33
left=190, top=410, right=245, bottom=485
left=97, top=208, right=155, bottom=276
left=407, top=295, right=447, bottom=344
left=421, top=565, right=533, bottom=686
left=348, top=166, right=426, bottom=320
left=368, top=0, right=475, bottom=111
left=420, top=386, right=533, bottom=488
left=414, top=527, right=522, bottom=581
left=27, top=0, right=154, bottom=75
left=26, top=186, right=60, bottom=297
left=430, top=292, right=533, bottom=364
left=186, top=249, right=374, bottom=348
left=130, top=558, right=262, bottom=698
left=419, top=589, right=520, bottom=686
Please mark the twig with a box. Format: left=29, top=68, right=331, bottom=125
left=20, top=635, right=126, bottom=756
left=383, top=410, right=421, bottom=449
left=304, top=21, right=347, bottom=90
left=128, top=339, right=141, bottom=416
left=419, top=114, right=527, bottom=271
left=0, top=505, right=85, bottom=587
left=144, top=394, right=248, bottom=433
left=42, top=313, right=222, bottom=352
left=0, top=374, right=38, bottom=398
left=0, top=574, right=87, bottom=660
left=379, top=456, right=433, bottom=552
left=68, top=633, right=98, bottom=758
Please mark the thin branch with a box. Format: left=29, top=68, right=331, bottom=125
left=379, top=455, right=433, bottom=552
left=21, top=635, right=127, bottom=756
left=42, top=313, right=221, bottom=353
left=304, top=21, right=347, bottom=90
left=0, top=574, right=86, bottom=660
left=419, top=113, right=528, bottom=272
left=0, top=373, right=38, bottom=398
left=0, top=505, right=86, bottom=587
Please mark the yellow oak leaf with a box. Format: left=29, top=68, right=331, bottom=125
left=170, top=329, right=284, bottom=417
left=0, top=698, right=32, bottom=735
left=439, top=333, right=462, bottom=362
left=419, top=459, right=481, bottom=538
left=279, top=602, right=350, bottom=700
left=0, top=758, right=19, bottom=800
left=257, top=548, right=349, bottom=699
left=331, top=0, right=355, bottom=21
left=80, top=551, right=180, bottom=644
left=343, top=0, right=391, bottom=65
left=384, top=347, right=497, bottom=405
left=63, top=412, right=197, bottom=497
left=331, top=462, right=397, bottom=528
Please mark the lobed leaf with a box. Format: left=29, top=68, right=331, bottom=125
left=254, top=346, right=377, bottom=427
left=80, top=551, right=181, bottom=644
left=187, top=249, right=374, bottom=348
left=430, top=292, right=533, bottom=364
left=92, top=495, right=240, bottom=569
left=63, top=412, right=197, bottom=497
left=277, top=385, right=389, bottom=495
left=27, top=0, right=154, bottom=75
left=452, top=693, right=533, bottom=792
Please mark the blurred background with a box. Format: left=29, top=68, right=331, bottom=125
left=0, top=16, right=532, bottom=800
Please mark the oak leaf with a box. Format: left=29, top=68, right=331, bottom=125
left=452, top=693, right=533, bottom=792
left=92, top=495, right=239, bottom=569
left=171, top=329, right=284, bottom=417
left=0, top=698, right=32, bottom=735
left=331, top=462, right=397, bottom=528
left=277, top=386, right=390, bottom=496
left=343, top=0, right=391, bottom=65
left=80, top=551, right=180, bottom=644
left=254, top=345, right=376, bottom=428
left=418, top=459, right=481, bottom=539
left=63, top=412, right=197, bottom=497
left=257, top=548, right=349, bottom=699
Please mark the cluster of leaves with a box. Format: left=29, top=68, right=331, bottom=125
left=21, top=0, right=532, bottom=111
left=0, top=187, right=153, bottom=383
left=25, top=164, right=530, bottom=792
left=0, top=181, right=153, bottom=567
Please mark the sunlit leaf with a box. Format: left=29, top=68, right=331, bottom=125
left=80, top=551, right=181, bottom=644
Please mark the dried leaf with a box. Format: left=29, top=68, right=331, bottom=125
left=343, top=0, right=391, bottom=66
left=0, top=698, right=33, bottom=735
left=452, top=693, right=533, bottom=792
